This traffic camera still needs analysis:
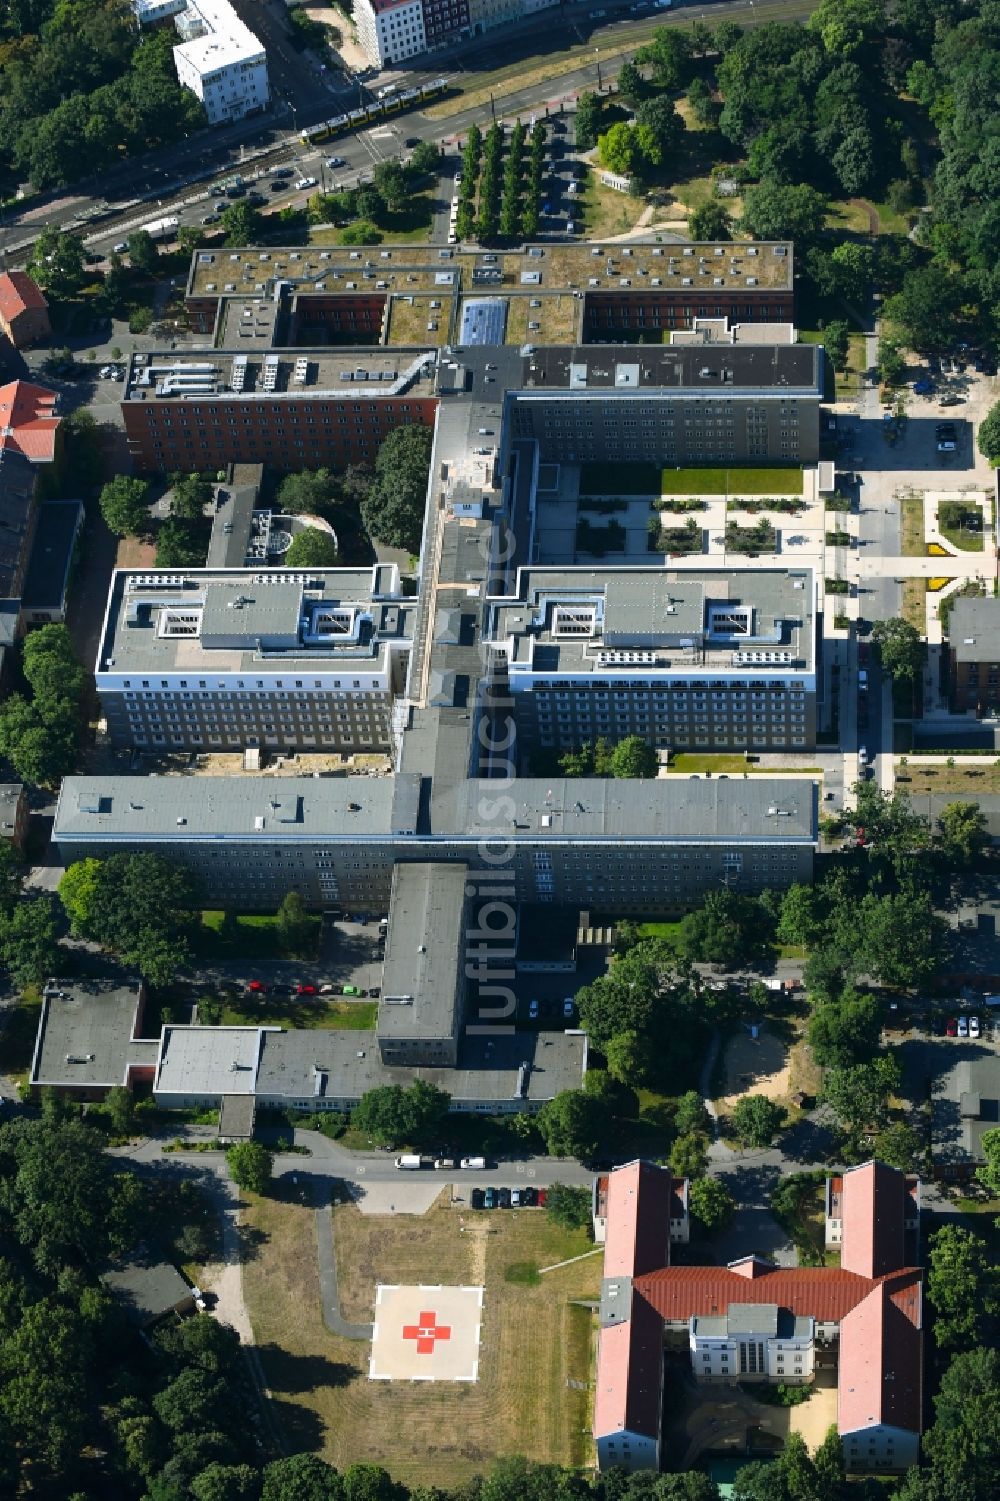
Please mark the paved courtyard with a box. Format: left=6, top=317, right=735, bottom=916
left=369, top=1284, right=484, bottom=1382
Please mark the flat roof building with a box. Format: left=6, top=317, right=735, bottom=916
left=95, top=565, right=415, bottom=753
left=29, top=976, right=157, bottom=1100
left=378, top=863, right=470, bottom=1066
left=948, top=596, right=1000, bottom=716
left=170, top=0, right=268, bottom=125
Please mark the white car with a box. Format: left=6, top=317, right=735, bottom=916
left=957, top=1015, right=969, bottom=1037
left=969, top=1015, right=981, bottom=1039
left=326, top=156, right=346, bottom=169
left=295, top=176, right=318, bottom=191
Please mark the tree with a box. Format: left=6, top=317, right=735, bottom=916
left=884, top=263, right=965, bottom=353
left=687, top=77, right=720, bottom=129
left=927, top=1224, right=999, bottom=1350
left=408, top=140, right=440, bottom=177
left=575, top=948, right=661, bottom=1049
left=598, top=122, right=642, bottom=176
left=284, top=529, right=339, bottom=567
left=978, top=401, right=1000, bottom=465
left=190, top=1464, right=261, bottom=1501
left=669, top=1130, right=709, bottom=1179
left=106, top=1085, right=135, bottom=1137
left=226, top=1142, right=273, bottom=1196
left=360, top=424, right=433, bottom=552
left=126, top=229, right=158, bottom=274
left=604, top=1029, right=650, bottom=1087
left=739, top=181, right=828, bottom=246
left=0, top=843, right=22, bottom=920
left=153, top=1367, right=230, bottom=1434
left=221, top=201, right=261, bottom=247
left=56, top=858, right=102, bottom=935
left=977, top=1126, right=1000, bottom=1197
left=536, top=1088, right=608, bottom=1159
left=937, top=800, right=990, bottom=866
left=921, top=1347, right=1000, bottom=1501
left=807, top=989, right=881, bottom=1069
left=178, top=226, right=206, bottom=254
left=872, top=1121, right=920, bottom=1173
left=57, top=852, right=197, bottom=983
left=777, top=883, right=824, bottom=948
left=688, top=199, right=732, bottom=242
left=100, top=475, right=150, bottom=538
left=276, top=890, right=311, bottom=954
left=876, top=337, right=906, bottom=388
left=342, top=1464, right=400, bottom=1501
left=156, top=518, right=206, bottom=568
left=0, top=696, right=77, bottom=785
left=353, top=1079, right=450, bottom=1147
left=0, top=895, right=59, bottom=987
left=635, top=95, right=684, bottom=159
left=372, top=160, right=408, bottom=212
left=824, top=319, right=850, bottom=370
left=617, top=60, right=644, bottom=102
left=678, top=889, right=774, bottom=969
left=636, top=26, right=693, bottom=90
left=730, top=1094, right=783, bottom=1148
left=276, top=468, right=339, bottom=516
left=27, top=227, right=86, bottom=297
left=170, top=473, right=213, bottom=521
left=872, top=616, right=923, bottom=682
left=575, top=91, right=603, bottom=150
left=688, top=1176, right=735, bottom=1233
left=609, top=735, right=657, bottom=779
left=544, top=1182, right=592, bottom=1230
left=262, top=1454, right=343, bottom=1501
left=822, top=1054, right=899, bottom=1137
left=0, top=1297, right=93, bottom=1471
left=674, top=1090, right=710, bottom=1137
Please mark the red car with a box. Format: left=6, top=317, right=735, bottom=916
left=945, top=1016, right=959, bottom=1037
left=296, top=983, right=318, bottom=996
left=536, top=1189, right=548, bottom=1207
left=246, top=980, right=267, bottom=995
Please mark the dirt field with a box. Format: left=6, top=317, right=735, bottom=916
left=243, top=1194, right=600, bottom=1486
left=719, top=1025, right=792, bottom=1111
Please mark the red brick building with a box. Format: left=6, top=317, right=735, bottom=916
left=0, top=271, right=51, bottom=349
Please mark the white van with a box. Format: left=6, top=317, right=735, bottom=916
left=395, top=1154, right=424, bottom=1170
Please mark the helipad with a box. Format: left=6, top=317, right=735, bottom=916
left=369, top=1284, right=484, bottom=1382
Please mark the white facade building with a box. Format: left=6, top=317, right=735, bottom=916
left=170, top=0, right=269, bottom=125
left=689, top=1304, right=816, bottom=1385
left=354, top=0, right=427, bottom=67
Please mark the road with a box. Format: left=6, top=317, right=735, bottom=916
left=0, top=0, right=814, bottom=265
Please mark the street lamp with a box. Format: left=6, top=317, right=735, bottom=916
left=595, top=47, right=602, bottom=91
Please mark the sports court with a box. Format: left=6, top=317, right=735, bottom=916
left=369, top=1284, right=484, bottom=1382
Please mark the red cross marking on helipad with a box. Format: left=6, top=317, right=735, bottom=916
left=402, top=1310, right=452, bottom=1355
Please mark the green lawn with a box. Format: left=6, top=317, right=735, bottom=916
left=196, top=910, right=321, bottom=960
left=938, top=501, right=985, bottom=553
left=670, top=753, right=752, bottom=774
left=661, top=467, right=804, bottom=497
left=637, top=920, right=684, bottom=945
left=800, top=329, right=867, bottom=400
left=219, top=998, right=377, bottom=1031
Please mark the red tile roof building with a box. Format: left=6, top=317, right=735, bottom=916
left=593, top=1159, right=923, bottom=1476
left=0, top=381, right=61, bottom=464
left=0, top=272, right=51, bottom=349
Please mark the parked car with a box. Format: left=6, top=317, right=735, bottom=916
left=326, top=156, right=347, bottom=168
left=201, top=212, right=220, bottom=224
left=536, top=1189, right=547, bottom=1207
left=471, top=1188, right=485, bottom=1210
left=913, top=378, right=934, bottom=395
left=484, top=1187, right=496, bottom=1209
left=342, top=984, right=363, bottom=996
left=957, top=1015, right=969, bottom=1037
left=520, top=1186, right=537, bottom=1207
left=510, top=1189, right=522, bottom=1207
left=563, top=998, right=576, bottom=1019
left=270, top=166, right=294, bottom=178
left=969, top=1015, right=982, bottom=1039
left=404, top=136, right=420, bottom=148
left=936, top=422, right=958, bottom=452
left=295, top=176, right=318, bottom=191
left=497, top=1187, right=512, bottom=1208
left=939, top=393, right=965, bottom=406
left=368, top=986, right=381, bottom=999
left=946, top=1016, right=959, bottom=1036
left=296, top=983, right=318, bottom=996
left=528, top=998, right=539, bottom=1019
left=434, top=1157, right=456, bottom=1169
left=245, top=980, right=267, bottom=995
